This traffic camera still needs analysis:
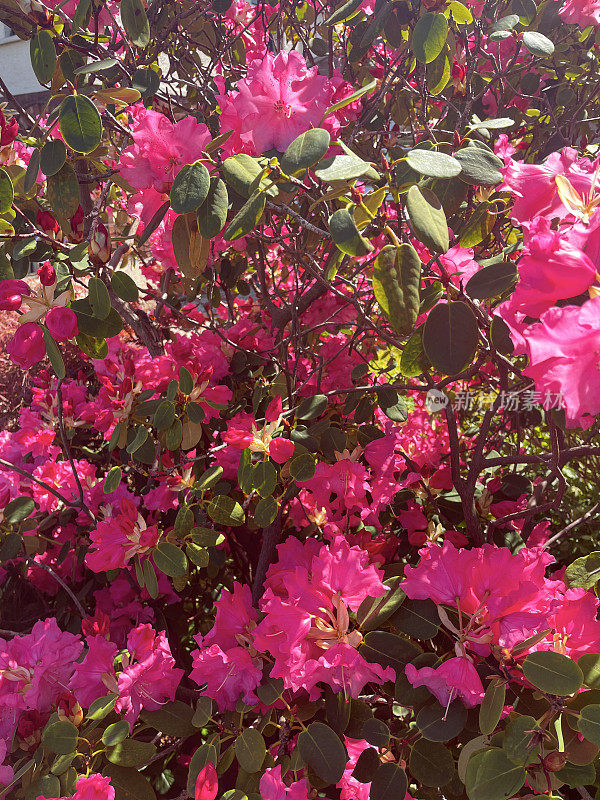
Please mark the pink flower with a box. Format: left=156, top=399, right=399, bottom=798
left=46, top=306, right=78, bottom=342
left=558, top=0, right=600, bottom=26
left=216, top=51, right=333, bottom=154
left=405, top=656, right=485, bottom=708
left=195, top=764, right=218, bottom=800
left=0, top=279, right=29, bottom=311
left=519, top=297, right=600, bottom=428
left=269, top=437, right=295, bottom=463
left=115, top=625, right=183, bottom=728
left=190, top=644, right=262, bottom=710
left=504, top=217, right=596, bottom=317
left=338, top=738, right=372, bottom=800
left=85, top=498, right=160, bottom=572
left=119, top=108, right=212, bottom=193
left=259, top=766, right=309, bottom=800
left=69, top=636, right=118, bottom=708
left=0, top=739, right=14, bottom=788
left=0, top=109, right=18, bottom=146
left=7, top=323, right=46, bottom=369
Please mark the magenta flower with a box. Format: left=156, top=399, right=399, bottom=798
left=69, top=635, right=118, bottom=708
left=85, top=498, right=160, bottom=573
left=46, top=306, right=79, bottom=342
left=405, top=656, right=485, bottom=709
left=119, top=108, right=212, bottom=193
left=259, top=766, right=309, bottom=800
left=7, top=323, right=46, bottom=369
left=195, top=764, right=218, bottom=800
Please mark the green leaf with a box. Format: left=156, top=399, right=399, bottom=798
left=370, top=763, right=408, bottom=800
left=315, top=154, right=375, bottom=183
left=120, top=0, right=150, bottom=47
left=223, top=191, right=266, bottom=240
left=254, top=496, right=277, bottom=527
left=103, top=721, right=130, bottom=746
left=235, top=728, right=266, bottom=773
left=87, top=695, right=117, bottom=721
left=329, top=206, right=373, bottom=257
left=30, top=30, right=56, bottom=84
left=324, top=0, right=364, bottom=25
left=555, top=761, right=596, bottom=788
left=42, top=720, right=78, bottom=755
left=296, top=394, right=328, bottom=420
left=153, top=401, right=176, bottom=431
left=24, top=148, right=41, bottom=194
left=103, top=763, right=157, bottom=800
left=372, top=243, right=421, bottom=335
left=170, top=161, right=210, bottom=215
left=59, top=95, right=102, bottom=154
left=297, top=722, right=348, bottom=784
left=197, top=177, right=228, bottom=238
left=523, top=651, right=583, bottom=696
left=466, top=263, right=517, bottom=300
left=4, top=495, right=35, bottom=524
left=320, top=79, right=377, bottom=122
left=361, top=718, right=389, bottom=748
left=179, top=366, right=194, bottom=394
left=207, top=495, right=245, bottom=526
left=577, top=705, right=600, bottom=746
left=522, top=30, right=554, bottom=56
left=503, top=715, right=540, bottom=765
left=142, top=558, right=158, bottom=598
left=400, top=328, right=426, bottom=377
left=459, top=203, right=494, bottom=248
left=26, top=775, right=61, bottom=800
left=361, top=631, right=421, bottom=673
left=391, top=597, right=440, bottom=639
left=103, top=466, right=122, bottom=494
left=479, top=679, right=506, bottom=735
left=280, top=128, right=331, bottom=175
left=578, top=654, right=600, bottom=689
left=138, top=200, right=170, bottom=247
left=416, top=700, right=467, bottom=741
left=40, top=139, right=67, bottom=177
left=565, top=551, right=600, bottom=590
left=107, top=740, right=156, bottom=768
left=455, top=147, right=504, bottom=186
left=152, top=542, right=188, bottom=577
left=405, top=185, right=449, bottom=253
left=42, top=327, right=66, bottom=379
left=357, top=577, right=405, bottom=633
left=187, top=744, right=218, bottom=796
left=221, top=154, right=263, bottom=198
left=427, top=43, right=452, bottom=95
left=412, top=13, right=448, bottom=63
left=406, top=149, right=462, bottom=178
left=88, top=276, right=111, bottom=320
left=71, top=0, right=91, bottom=33
left=72, top=299, right=123, bottom=339
left=47, top=163, right=80, bottom=221
left=0, top=532, right=22, bottom=561
left=192, top=697, right=214, bottom=728
left=126, top=425, right=148, bottom=454
left=111, top=271, right=139, bottom=303
left=288, top=452, right=317, bottom=482
left=352, top=748, right=380, bottom=783
left=142, top=700, right=197, bottom=737
left=422, top=301, right=479, bottom=376
left=195, top=465, right=223, bottom=492
left=409, top=739, right=455, bottom=787
left=464, top=748, right=525, bottom=800
left=0, top=168, right=14, bottom=214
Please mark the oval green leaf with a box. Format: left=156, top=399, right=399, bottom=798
left=59, top=95, right=102, bottom=154
left=422, top=301, right=479, bottom=376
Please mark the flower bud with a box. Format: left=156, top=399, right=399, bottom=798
left=543, top=751, right=567, bottom=772
left=89, top=222, right=111, bottom=265
left=0, top=110, right=19, bottom=147
left=56, top=692, right=84, bottom=726
left=37, top=260, right=56, bottom=286
left=0, top=278, right=29, bottom=311
left=46, top=306, right=78, bottom=342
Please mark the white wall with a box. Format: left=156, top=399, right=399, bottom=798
left=0, top=23, right=45, bottom=97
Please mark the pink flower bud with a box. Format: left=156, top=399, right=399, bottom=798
left=0, top=278, right=29, bottom=311
left=264, top=394, right=283, bottom=422
left=36, top=209, right=60, bottom=236
left=269, top=437, right=295, bottom=464
left=89, top=222, right=111, bottom=264
left=7, top=322, right=46, bottom=369
left=195, top=763, right=218, bottom=800
left=46, top=306, right=78, bottom=341
left=0, top=109, right=18, bottom=146
left=37, top=261, right=56, bottom=286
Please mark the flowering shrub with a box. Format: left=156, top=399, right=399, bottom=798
left=2, top=0, right=600, bottom=800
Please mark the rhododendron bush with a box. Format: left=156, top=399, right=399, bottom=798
left=4, top=0, right=600, bottom=799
